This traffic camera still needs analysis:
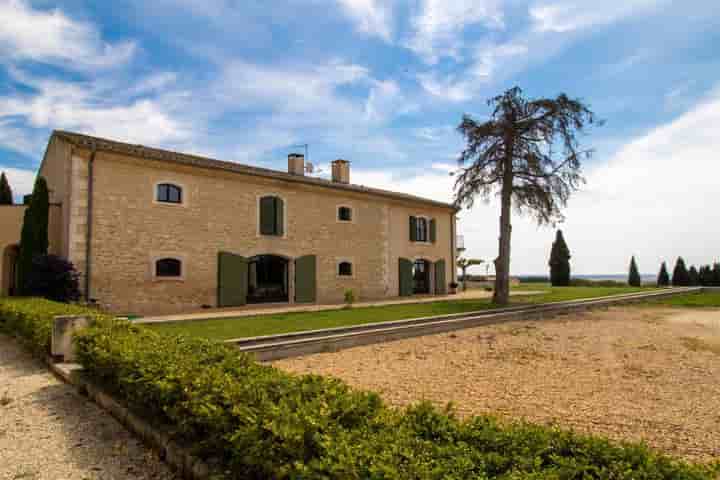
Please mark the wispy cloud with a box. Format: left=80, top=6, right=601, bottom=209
left=335, top=0, right=393, bottom=41
left=0, top=0, right=136, bottom=69
left=529, top=0, right=663, bottom=33
left=405, top=0, right=504, bottom=64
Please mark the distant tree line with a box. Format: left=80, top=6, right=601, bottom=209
left=656, top=257, right=720, bottom=287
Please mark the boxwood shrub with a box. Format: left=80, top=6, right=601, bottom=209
left=2, top=298, right=718, bottom=479
left=0, top=297, right=110, bottom=355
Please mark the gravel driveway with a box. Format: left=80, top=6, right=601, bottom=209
left=275, top=307, right=720, bottom=462
left=0, top=333, right=176, bottom=480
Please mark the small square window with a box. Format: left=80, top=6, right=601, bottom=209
left=156, top=258, right=182, bottom=277
left=157, top=183, right=182, bottom=204
left=338, top=261, right=353, bottom=276
left=338, top=206, right=352, bottom=222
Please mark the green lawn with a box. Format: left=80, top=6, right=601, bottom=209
left=642, top=290, right=720, bottom=307
left=145, top=285, right=649, bottom=341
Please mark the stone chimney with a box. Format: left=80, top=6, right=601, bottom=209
left=288, top=153, right=305, bottom=175
left=331, top=159, right=350, bottom=184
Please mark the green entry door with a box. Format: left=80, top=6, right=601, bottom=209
left=399, top=258, right=413, bottom=296
left=295, top=255, right=316, bottom=303
left=217, top=251, right=248, bottom=307
left=434, top=259, right=446, bottom=295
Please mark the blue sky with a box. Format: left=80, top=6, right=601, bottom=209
left=1, top=0, right=719, bottom=275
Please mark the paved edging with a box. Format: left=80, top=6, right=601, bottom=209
left=48, top=361, right=217, bottom=480
left=231, top=287, right=702, bottom=361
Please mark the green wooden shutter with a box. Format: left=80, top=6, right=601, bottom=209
left=429, top=218, right=437, bottom=243
left=409, top=216, right=417, bottom=241
left=274, top=197, right=284, bottom=236
left=434, top=259, right=446, bottom=294
left=295, top=255, right=316, bottom=303
left=217, top=251, right=248, bottom=307
left=399, top=257, right=413, bottom=296
left=260, top=196, right=276, bottom=235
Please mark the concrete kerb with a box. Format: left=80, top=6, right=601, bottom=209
left=232, top=287, right=702, bottom=361
left=47, top=361, right=217, bottom=480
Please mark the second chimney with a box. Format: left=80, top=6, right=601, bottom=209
left=288, top=153, right=305, bottom=175
left=331, top=159, right=350, bottom=184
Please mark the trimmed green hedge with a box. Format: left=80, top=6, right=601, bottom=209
left=0, top=297, right=110, bottom=355
left=2, top=298, right=718, bottom=479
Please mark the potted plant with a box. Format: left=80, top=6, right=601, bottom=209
left=449, top=282, right=459, bottom=294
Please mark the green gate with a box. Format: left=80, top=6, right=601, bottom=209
left=434, top=259, right=446, bottom=295
left=399, top=257, right=413, bottom=296
left=295, top=255, right=316, bottom=303
left=217, top=251, right=248, bottom=307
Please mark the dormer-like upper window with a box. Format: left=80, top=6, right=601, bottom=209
left=157, top=183, right=182, bottom=204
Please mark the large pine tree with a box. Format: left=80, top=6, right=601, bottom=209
left=628, top=256, right=641, bottom=287
left=671, top=257, right=690, bottom=286
left=0, top=172, right=13, bottom=205
left=17, top=177, right=50, bottom=294
left=549, top=230, right=571, bottom=286
left=657, top=262, right=670, bottom=287
left=688, top=265, right=700, bottom=286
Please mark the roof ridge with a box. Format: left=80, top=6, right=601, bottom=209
left=51, top=130, right=455, bottom=210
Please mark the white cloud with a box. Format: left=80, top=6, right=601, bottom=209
left=406, top=0, right=504, bottom=64
left=0, top=0, right=136, bottom=68
left=0, top=71, right=194, bottom=149
left=335, top=0, right=393, bottom=41
left=0, top=165, right=36, bottom=197
left=529, top=0, right=662, bottom=33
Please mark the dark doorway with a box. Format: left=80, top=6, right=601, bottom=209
left=413, top=259, right=430, bottom=294
left=247, top=255, right=289, bottom=303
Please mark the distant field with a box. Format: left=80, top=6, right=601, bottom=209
left=643, top=291, right=720, bottom=307
left=146, top=285, right=648, bottom=341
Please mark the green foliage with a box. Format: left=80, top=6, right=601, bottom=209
left=646, top=291, right=720, bottom=308
left=688, top=266, right=700, bottom=286
left=0, top=171, right=13, bottom=205
left=672, top=257, right=690, bottom=286
left=17, top=176, right=50, bottom=295
left=628, top=256, right=641, bottom=287
left=0, top=297, right=109, bottom=355
left=569, top=278, right=625, bottom=287
left=657, top=262, right=670, bottom=287
left=549, top=230, right=571, bottom=286
left=343, top=289, right=355, bottom=308
left=3, top=297, right=717, bottom=479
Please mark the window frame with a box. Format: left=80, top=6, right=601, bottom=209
left=336, top=204, right=354, bottom=223
left=256, top=194, right=288, bottom=238
left=336, top=257, right=355, bottom=278
left=416, top=216, right=429, bottom=243
left=154, top=181, right=186, bottom=207
left=151, top=255, right=185, bottom=281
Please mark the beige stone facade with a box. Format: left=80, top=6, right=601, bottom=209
left=3, top=131, right=458, bottom=314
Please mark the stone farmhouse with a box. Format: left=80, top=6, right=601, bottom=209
left=0, top=131, right=458, bottom=314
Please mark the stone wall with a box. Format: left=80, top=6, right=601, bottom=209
left=80, top=149, right=455, bottom=314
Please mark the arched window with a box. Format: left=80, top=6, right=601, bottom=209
left=337, top=206, right=353, bottom=222
left=156, top=258, right=182, bottom=277
left=157, top=183, right=182, bottom=204
left=338, top=261, right=353, bottom=276
left=259, top=195, right=284, bottom=236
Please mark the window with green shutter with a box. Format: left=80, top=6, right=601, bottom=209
left=259, top=196, right=284, bottom=236
left=429, top=218, right=437, bottom=243
left=409, top=216, right=417, bottom=241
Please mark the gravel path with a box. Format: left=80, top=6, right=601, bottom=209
left=0, top=334, right=176, bottom=480
left=275, top=307, right=720, bottom=463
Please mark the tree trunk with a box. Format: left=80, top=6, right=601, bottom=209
left=462, top=266, right=467, bottom=291
left=493, top=157, right=513, bottom=305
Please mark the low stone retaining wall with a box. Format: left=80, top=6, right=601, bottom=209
left=232, top=287, right=702, bottom=361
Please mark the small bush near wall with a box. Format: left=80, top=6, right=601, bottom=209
left=0, top=298, right=109, bottom=355
left=3, top=298, right=718, bottom=479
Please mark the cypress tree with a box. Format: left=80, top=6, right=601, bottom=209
left=671, top=257, right=690, bottom=286
left=548, top=230, right=571, bottom=286
left=657, top=262, right=670, bottom=287
left=699, top=265, right=712, bottom=286
left=0, top=172, right=13, bottom=204
left=713, top=263, right=720, bottom=286
left=16, top=176, right=50, bottom=294
left=628, top=256, right=641, bottom=287
left=688, top=266, right=699, bottom=286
